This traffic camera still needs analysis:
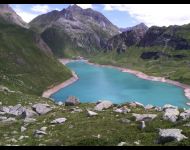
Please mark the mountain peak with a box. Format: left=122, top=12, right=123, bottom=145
left=120, top=23, right=148, bottom=32
left=67, top=4, right=83, bottom=11
left=136, top=23, right=148, bottom=29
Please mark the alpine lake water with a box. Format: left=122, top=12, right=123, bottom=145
left=51, top=61, right=190, bottom=108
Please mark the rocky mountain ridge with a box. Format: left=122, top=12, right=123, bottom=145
left=106, top=23, right=190, bottom=54
left=106, top=23, right=148, bottom=53
left=29, top=4, right=120, bottom=57
left=0, top=4, right=28, bottom=28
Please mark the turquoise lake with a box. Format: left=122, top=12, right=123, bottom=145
left=51, top=61, right=190, bottom=108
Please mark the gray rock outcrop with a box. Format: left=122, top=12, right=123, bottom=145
left=132, top=113, right=157, bottom=121
left=51, top=118, right=67, bottom=124
left=158, top=129, right=188, bottom=143
left=23, top=118, right=36, bottom=123
left=94, top=100, right=112, bottom=111
left=22, top=108, right=38, bottom=118
left=145, top=104, right=154, bottom=110
left=163, top=104, right=178, bottom=110
left=114, top=107, right=131, bottom=114
left=34, top=130, right=47, bottom=138
left=32, top=103, right=52, bottom=115
left=179, top=110, right=190, bottom=121
left=65, top=96, right=80, bottom=106
left=163, top=108, right=179, bottom=122
left=87, top=110, right=98, bottom=116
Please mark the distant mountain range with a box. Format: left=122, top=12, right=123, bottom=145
left=28, top=4, right=190, bottom=57
left=1, top=4, right=190, bottom=58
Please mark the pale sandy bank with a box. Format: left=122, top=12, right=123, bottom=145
left=42, top=59, right=79, bottom=98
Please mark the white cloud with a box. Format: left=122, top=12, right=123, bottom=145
left=31, top=4, right=50, bottom=13
left=13, top=5, right=38, bottom=23
left=76, top=4, right=93, bottom=9
left=103, top=4, right=190, bottom=27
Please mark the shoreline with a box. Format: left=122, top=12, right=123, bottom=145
left=42, top=61, right=79, bottom=98
left=86, top=61, right=190, bottom=101
left=42, top=58, right=190, bottom=104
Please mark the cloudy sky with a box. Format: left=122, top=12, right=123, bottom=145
left=10, top=4, right=190, bottom=28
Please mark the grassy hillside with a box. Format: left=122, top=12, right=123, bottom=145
left=0, top=18, right=72, bottom=104
left=1, top=102, right=190, bottom=146
left=41, top=27, right=86, bottom=58
left=89, top=46, right=190, bottom=85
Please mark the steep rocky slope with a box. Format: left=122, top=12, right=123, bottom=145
left=106, top=23, right=148, bottom=53
left=106, top=22, right=190, bottom=56
left=0, top=4, right=28, bottom=28
left=29, top=4, right=120, bottom=57
left=139, top=25, right=190, bottom=50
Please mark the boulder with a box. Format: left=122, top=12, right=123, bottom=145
left=117, top=142, right=126, bottom=146
left=23, top=118, right=36, bottom=123
left=65, top=96, right=80, bottom=106
left=155, top=106, right=162, bottom=112
left=87, top=110, right=98, bottom=116
left=0, top=106, right=10, bottom=113
left=0, top=86, right=12, bottom=93
left=40, top=127, right=47, bottom=132
left=145, top=104, right=154, bottom=110
left=34, top=130, right=47, bottom=138
left=158, top=129, right=188, bottom=143
left=163, top=108, right=179, bottom=122
left=134, top=140, right=141, bottom=145
left=9, top=104, right=25, bottom=116
left=179, top=110, right=190, bottom=121
left=22, top=108, right=38, bottom=118
left=163, top=104, right=178, bottom=110
left=114, top=108, right=123, bottom=113
left=129, top=102, right=137, bottom=107
left=21, top=126, right=27, bottom=132
left=57, top=101, right=63, bottom=106
left=32, top=103, right=52, bottom=115
left=114, top=107, right=131, bottom=114
left=132, top=113, right=157, bottom=121
left=134, top=102, right=144, bottom=107
left=129, top=102, right=144, bottom=108
left=51, top=118, right=67, bottom=124
left=94, top=100, right=112, bottom=111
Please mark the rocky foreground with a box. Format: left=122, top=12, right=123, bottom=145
left=0, top=96, right=190, bottom=146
